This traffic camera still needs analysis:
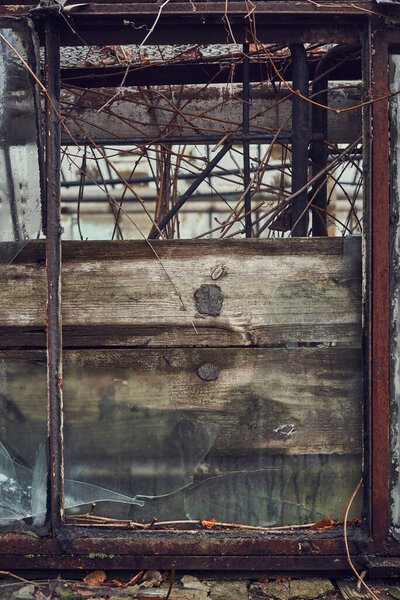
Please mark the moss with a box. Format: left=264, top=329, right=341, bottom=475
left=88, top=552, right=115, bottom=559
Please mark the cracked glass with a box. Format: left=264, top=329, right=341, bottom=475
left=62, top=349, right=362, bottom=527
left=0, top=18, right=44, bottom=528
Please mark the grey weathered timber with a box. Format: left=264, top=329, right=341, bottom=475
left=0, top=346, right=362, bottom=523
left=0, top=346, right=362, bottom=456
left=0, top=238, right=361, bottom=347
left=61, top=84, right=362, bottom=145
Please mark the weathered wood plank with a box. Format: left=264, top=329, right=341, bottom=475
left=0, top=346, right=362, bottom=524
left=61, top=84, right=361, bottom=145
left=0, top=238, right=361, bottom=347
left=0, top=346, right=362, bottom=456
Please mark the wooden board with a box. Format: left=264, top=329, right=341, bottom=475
left=0, top=346, right=362, bottom=456
left=0, top=346, right=363, bottom=524
left=0, top=238, right=362, bottom=348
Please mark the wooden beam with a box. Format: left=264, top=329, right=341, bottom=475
left=0, top=238, right=362, bottom=347
left=0, top=345, right=362, bottom=523
left=0, top=346, right=362, bottom=456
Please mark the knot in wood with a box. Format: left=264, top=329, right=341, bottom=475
left=197, top=363, right=220, bottom=381
left=194, top=284, right=224, bottom=316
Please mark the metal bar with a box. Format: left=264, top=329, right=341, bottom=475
left=45, top=15, right=64, bottom=534
left=62, top=133, right=291, bottom=147
left=0, top=553, right=364, bottom=572
left=23, top=0, right=377, bottom=11
left=310, top=59, right=329, bottom=236
left=368, top=22, right=390, bottom=547
left=0, top=528, right=362, bottom=555
left=310, top=44, right=360, bottom=236
left=60, top=166, right=274, bottom=188
left=60, top=58, right=361, bottom=88
left=243, top=43, right=252, bottom=238
left=290, top=43, right=310, bottom=237
left=148, top=140, right=232, bottom=239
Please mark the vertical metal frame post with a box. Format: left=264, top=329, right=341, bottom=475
left=368, top=20, right=390, bottom=548
left=242, top=42, right=252, bottom=237
left=290, top=43, right=310, bottom=237
left=45, top=15, right=64, bottom=533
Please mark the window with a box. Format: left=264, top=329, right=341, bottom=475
left=0, top=1, right=395, bottom=575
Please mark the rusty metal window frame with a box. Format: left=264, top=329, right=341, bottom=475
left=0, top=3, right=396, bottom=574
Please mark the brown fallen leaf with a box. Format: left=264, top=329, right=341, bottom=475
left=83, top=570, right=107, bottom=584
left=311, top=517, right=337, bottom=530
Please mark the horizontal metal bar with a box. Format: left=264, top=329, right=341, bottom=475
left=60, top=58, right=361, bottom=88
left=62, top=133, right=291, bottom=146
left=30, top=1, right=376, bottom=16
left=60, top=165, right=280, bottom=188
left=0, top=554, right=364, bottom=572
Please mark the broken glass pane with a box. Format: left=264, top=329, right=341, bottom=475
left=0, top=358, right=47, bottom=527
left=62, top=349, right=362, bottom=526
left=0, top=18, right=42, bottom=268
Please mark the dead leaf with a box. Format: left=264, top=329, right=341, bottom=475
left=269, top=207, right=291, bottom=232
left=182, top=48, right=197, bottom=57
left=83, top=570, right=107, bottom=584
left=201, top=518, right=216, bottom=529
left=311, top=517, right=337, bottom=530
left=140, top=52, right=152, bottom=66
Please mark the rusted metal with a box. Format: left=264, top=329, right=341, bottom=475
left=60, top=58, right=361, bottom=88
left=148, top=141, right=233, bottom=239
left=0, top=530, right=365, bottom=571
left=368, top=21, right=390, bottom=549
left=30, top=1, right=379, bottom=15
left=57, top=23, right=361, bottom=48
left=1, top=2, right=399, bottom=576
left=0, top=555, right=362, bottom=572
left=45, top=14, right=64, bottom=533
left=242, top=42, right=252, bottom=237
left=310, top=44, right=359, bottom=236
left=290, top=43, right=310, bottom=237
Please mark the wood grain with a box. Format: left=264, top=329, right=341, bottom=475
left=0, top=238, right=361, bottom=348
left=0, top=346, right=362, bottom=456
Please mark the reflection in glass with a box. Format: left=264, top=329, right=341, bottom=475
left=0, top=19, right=44, bottom=528
left=63, top=349, right=362, bottom=526
left=0, top=358, right=47, bottom=526
left=0, top=18, right=42, bottom=268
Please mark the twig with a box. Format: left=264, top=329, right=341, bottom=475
left=123, top=570, right=144, bottom=588
left=0, top=571, right=30, bottom=584
left=343, top=479, right=383, bottom=600
left=166, top=568, right=175, bottom=600
left=97, top=0, right=173, bottom=113
left=0, top=32, right=80, bottom=148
